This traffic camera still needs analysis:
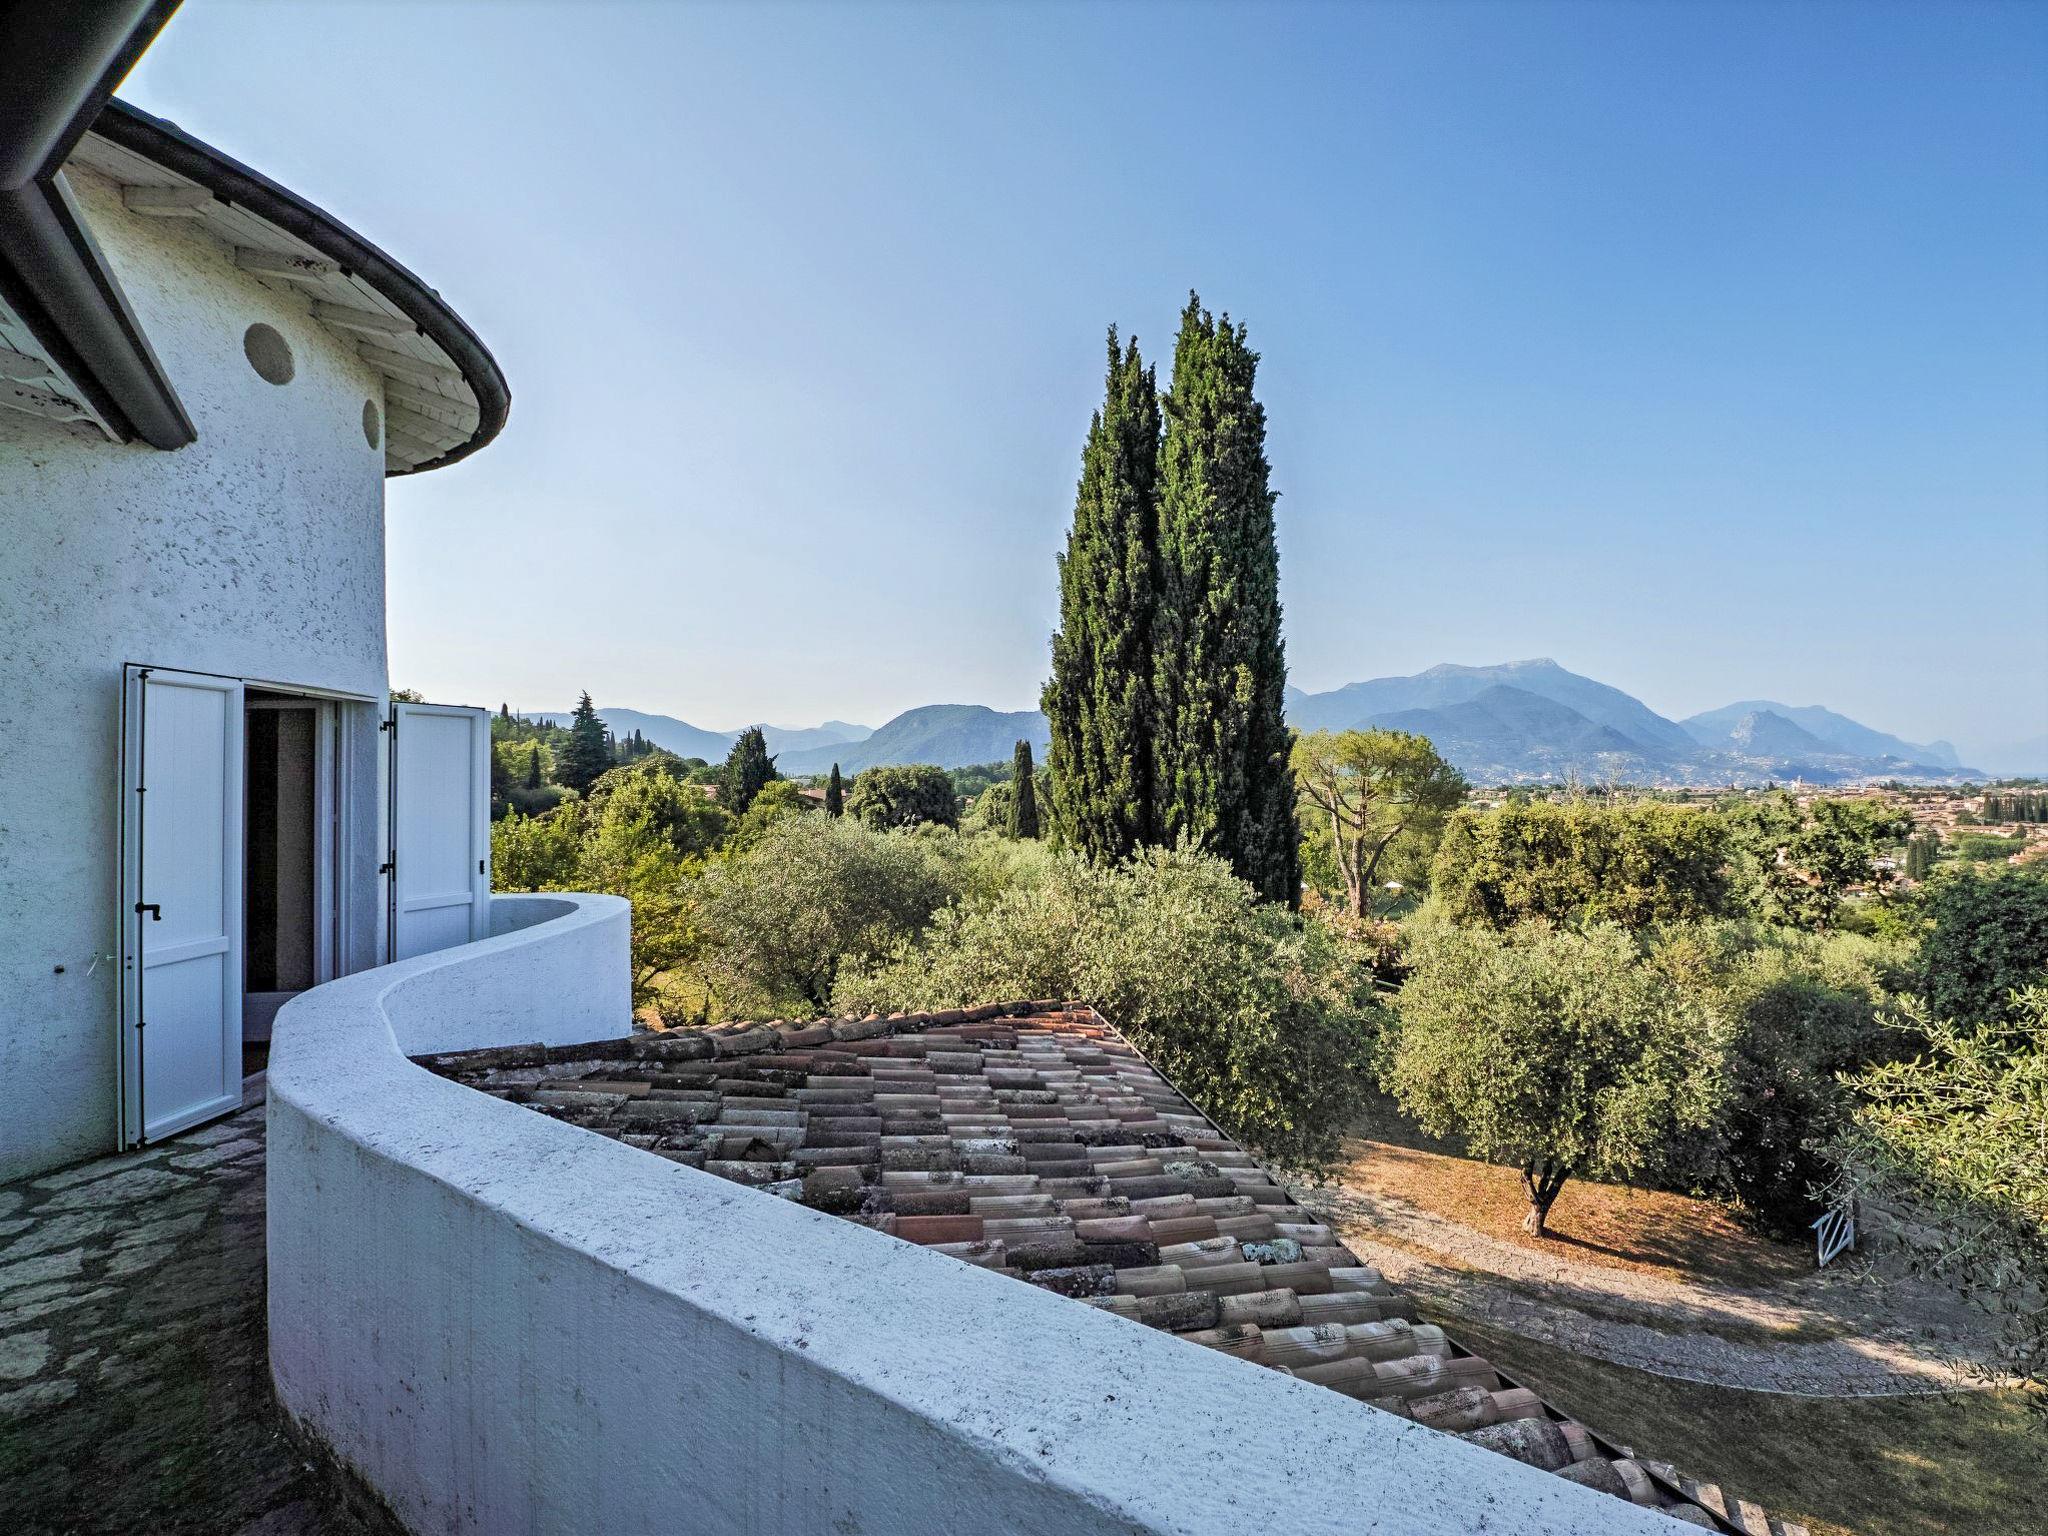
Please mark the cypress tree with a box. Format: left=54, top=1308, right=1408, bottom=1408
left=825, top=763, right=844, bottom=818
left=555, top=691, right=612, bottom=792
left=525, top=744, right=542, bottom=790
left=1043, top=328, right=1162, bottom=863
left=721, top=726, right=779, bottom=815
left=1007, top=740, right=1040, bottom=840
left=1151, top=294, right=1299, bottom=903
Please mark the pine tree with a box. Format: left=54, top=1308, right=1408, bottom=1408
left=825, top=762, right=844, bottom=818
left=1007, top=740, right=1040, bottom=840
left=525, top=744, right=542, bottom=790
left=1151, top=294, right=1299, bottom=903
left=721, top=726, right=779, bottom=815
left=555, top=691, right=612, bottom=793
left=1043, top=328, right=1162, bottom=863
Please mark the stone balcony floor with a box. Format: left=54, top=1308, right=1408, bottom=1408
left=0, top=1081, right=399, bottom=1536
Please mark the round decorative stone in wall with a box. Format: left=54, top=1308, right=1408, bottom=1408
left=243, top=323, right=295, bottom=385
left=363, top=399, right=382, bottom=449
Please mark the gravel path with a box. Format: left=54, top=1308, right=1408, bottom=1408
left=1291, top=1178, right=2005, bottom=1397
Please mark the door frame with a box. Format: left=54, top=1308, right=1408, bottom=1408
left=116, top=663, right=377, bottom=1149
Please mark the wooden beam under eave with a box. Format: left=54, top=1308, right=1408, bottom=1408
left=358, top=341, right=463, bottom=390
left=384, top=403, right=460, bottom=451
left=122, top=184, right=212, bottom=217
left=384, top=422, right=442, bottom=462
left=381, top=379, right=479, bottom=432
left=0, top=344, right=54, bottom=381
left=236, top=245, right=334, bottom=283
left=310, top=300, right=413, bottom=337
left=1, top=380, right=90, bottom=422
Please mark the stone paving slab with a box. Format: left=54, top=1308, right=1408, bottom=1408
left=0, top=1091, right=402, bottom=1536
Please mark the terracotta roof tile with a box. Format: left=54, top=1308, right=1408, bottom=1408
left=418, top=1001, right=1783, bottom=1533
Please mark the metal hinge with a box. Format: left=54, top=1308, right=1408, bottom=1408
left=379, top=858, right=394, bottom=876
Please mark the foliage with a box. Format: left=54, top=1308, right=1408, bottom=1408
left=1904, top=830, right=1939, bottom=880
left=719, top=726, right=779, bottom=816
left=1656, top=923, right=1907, bottom=1234
left=688, top=815, right=967, bottom=1016
left=1292, top=729, right=1466, bottom=917
left=1383, top=921, right=1726, bottom=1234
left=553, top=691, right=613, bottom=793
left=1725, top=793, right=1912, bottom=929
left=846, top=763, right=958, bottom=829
left=1954, top=830, right=2029, bottom=862
left=1428, top=800, right=1731, bottom=931
left=1151, top=295, right=1299, bottom=904
left=947, top=760, right=1013, bottom=799
left=1044, top=328, right=1163, bottom=866
left=1008, top=739, right=1041, bottom=840
left=836, top=847, right=1380, bottom=1172
left=1983, top=791, right=2048, bottom=824
left=727, top=778, right=812, bottom=850
left=491, top=804, right=585, bottom=893
left=1920, top=866, right=2048, bottom=1025
left=824, top=762, right=844, bottom=818
left=1833, top=988, right=2048, bottom=1410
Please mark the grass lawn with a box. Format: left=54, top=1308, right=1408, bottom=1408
left=1442, top=1316, right=2044, bottom=1536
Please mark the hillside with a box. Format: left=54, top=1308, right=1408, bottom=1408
left=1365, top=685, right=1663, bottom=783
left=1680, top=700, right=1959, bottom=768
left=1291, top=659, right=1697, bottom=754
left=777, top=705, right=1049, bottom=776
left=532, top=708, right=870, bottom=762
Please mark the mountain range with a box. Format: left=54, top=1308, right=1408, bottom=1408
left=542, top=659, right=2000, bottom=786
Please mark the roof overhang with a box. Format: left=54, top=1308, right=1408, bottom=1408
left=0, top=0, right=509, bottom=475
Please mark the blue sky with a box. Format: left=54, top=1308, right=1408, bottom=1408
left=126, top=1, right=2047, bottom=759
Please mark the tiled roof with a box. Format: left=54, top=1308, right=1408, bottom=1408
left=418, top=1002, right=1802, bottom=1536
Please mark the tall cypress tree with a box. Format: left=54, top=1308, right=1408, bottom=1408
left=1152, top=294, right=1299, bottom=903
left=1007, top=740, right=1040, bottom=840
left=720, top=726, right=778, bottom=815
left=825, top=763, right=844, bottom=818
left=556, top=691, right=612, bottom=793
left=525, top=744, right=542, bottom=790
left=1043, top=328, right=1162, bottom=863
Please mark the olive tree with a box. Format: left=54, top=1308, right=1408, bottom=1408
left=1384, top=921, right=1725, bottom=1235
left=846, top=763, right=958, bottom=829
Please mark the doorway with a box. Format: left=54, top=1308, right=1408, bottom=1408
left=242, top=693, right=337, bottom=1075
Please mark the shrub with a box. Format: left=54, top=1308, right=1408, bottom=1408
left=690, top=815, right=966, bottom=1017
left=836, top=847, right=1380, bottom=1172
left=1920, top=867, right=2048, bottom=1026
left=1656, top=923, right=1905, bottom=1234
left=1832, top=988, right=2048, bottom=1409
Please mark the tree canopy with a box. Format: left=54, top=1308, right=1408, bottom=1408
left=719, top=726, right=779, bottom=816
left=553, top=691, right=613, bottom=793
left=1384, top=921, right=1726, bottom=1234
left=1293, top=728, right=1466, bottom=917
left=1151, top=295, right=1298, bottom=903
left=1007, top=739, right=1040, bottom=840
left=846, top=763, right=959, bottom=830
left=1044, top=328, right=1161, bottom=864
left=1429, top=800, right=1731, bottom=930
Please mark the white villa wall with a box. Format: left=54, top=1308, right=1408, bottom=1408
left=269, top=893, right=1674, bottom=1536
left=0, top=165, right=391, bottom=1180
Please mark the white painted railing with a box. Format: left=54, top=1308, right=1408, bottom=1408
left=1814, top=1200, right=1858, bottom=1267
left=265, top=893, right=1676, bottom=1536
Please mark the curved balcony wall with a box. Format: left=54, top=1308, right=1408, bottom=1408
left=265, top=892, right=1673, bottom=1536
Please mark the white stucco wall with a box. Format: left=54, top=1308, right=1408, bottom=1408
left=268, top=893, right=1674, bottom=1536
left=0, top=165, right=391, bottom=1180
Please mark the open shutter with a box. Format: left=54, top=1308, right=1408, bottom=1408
left=120, top=665, right=244, bottom=1145
left=386, top=700, right=491, bottom=961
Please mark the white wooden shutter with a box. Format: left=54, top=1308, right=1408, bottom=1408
left=120, top=665, right=244, bottom=1145
left=387, top=701, right=491, bottom=961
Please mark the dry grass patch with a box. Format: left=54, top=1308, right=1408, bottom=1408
left=1340, top=1094, right=1810, bottom=1290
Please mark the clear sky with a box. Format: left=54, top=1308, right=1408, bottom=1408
left=125, top=0, right=2047, bottom=759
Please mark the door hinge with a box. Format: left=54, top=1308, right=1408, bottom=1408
left=478, top=859, right=486, bottom=875
left=134, top=902, right=161, bottom=920
left=379, top=859, right=395, bottom=876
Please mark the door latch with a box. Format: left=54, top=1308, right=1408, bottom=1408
left=133, top=902, right=161, bottom=920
